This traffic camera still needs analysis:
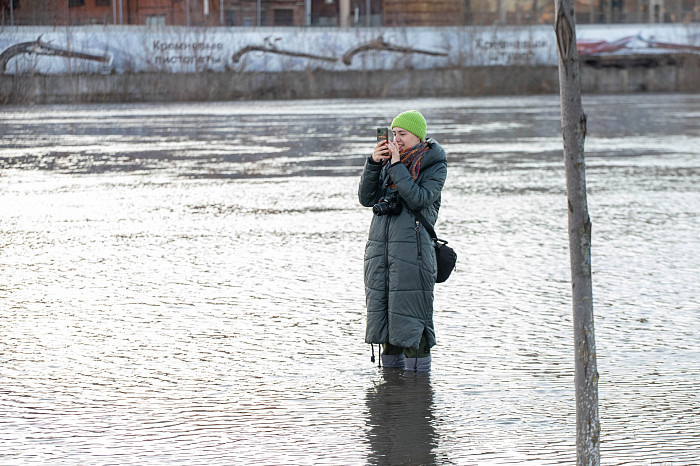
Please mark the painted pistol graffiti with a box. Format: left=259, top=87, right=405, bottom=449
left=232, top=37, right=337, bottom=64
left=342, top=36, right=448, bottom=65
left=231, top=35, right=449, bottom=67
left=0, top=37, right=113, bottom=73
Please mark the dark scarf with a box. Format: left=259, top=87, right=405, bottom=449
left=389, top=141, right=430, bottom=189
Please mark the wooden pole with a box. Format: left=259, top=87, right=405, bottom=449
left=339, top=0, right=350, bottom=27
left=553, top=0, right=600, bottom=464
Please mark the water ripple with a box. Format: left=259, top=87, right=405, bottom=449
left=1, top=95, right=700, bottom=464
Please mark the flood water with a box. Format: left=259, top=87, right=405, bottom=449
left=1, top=94, right=699, bottom=464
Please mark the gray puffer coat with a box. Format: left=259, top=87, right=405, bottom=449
left=358, top=139, right=447, bottom=351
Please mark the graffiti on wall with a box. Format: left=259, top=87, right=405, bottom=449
left=1, top=25, right=699, bottom=75
left=0, top=36, right=112, bottom=73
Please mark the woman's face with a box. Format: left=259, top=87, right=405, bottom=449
left=392, top=127, right=421, bottom=152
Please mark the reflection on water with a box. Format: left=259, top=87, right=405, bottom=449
left=1, top=94, right=700, bottom=464
left=366, top=371, right=437, bottom=465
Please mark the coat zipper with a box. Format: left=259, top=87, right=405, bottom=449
left=415, top=218, right=422, bottom=259
left=384, top=216, right=390, bottom=297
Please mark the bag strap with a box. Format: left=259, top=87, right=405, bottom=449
left=412, top=209, right=441, bottom=243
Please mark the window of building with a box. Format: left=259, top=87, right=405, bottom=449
left=145, top=15, right=166, bottom=26
left=273, top=8, right=293, bottom=26
left=69, top=0, right=85, bottom=7
left=225, top=10, right=235, bottom=26
left=95, top=0, right=110, bottom=6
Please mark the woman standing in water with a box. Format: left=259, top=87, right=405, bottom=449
left=358, top=110, right=447, bottom=372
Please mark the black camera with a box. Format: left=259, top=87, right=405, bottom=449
left=373, top=195, right=402, bottom=216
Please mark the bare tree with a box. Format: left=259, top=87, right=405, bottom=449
left=553, top=0, right=600, bottom=464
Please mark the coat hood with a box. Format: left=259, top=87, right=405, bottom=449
left=419, top=138, right=447, bottom=171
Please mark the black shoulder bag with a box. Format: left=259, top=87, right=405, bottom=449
left=413, top=211, right=457, bottom=283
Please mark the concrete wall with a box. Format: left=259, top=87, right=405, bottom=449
left=580, top=54, right=700, bottom=93
left=1, top=55, right=699, bottom=104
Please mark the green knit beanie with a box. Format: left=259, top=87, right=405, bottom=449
left=391, top=110, right=427, bottom=141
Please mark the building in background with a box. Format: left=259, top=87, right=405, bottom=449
left=0, top=0, right=308, bottom=26
left=2, top=0, right=700, bottom=26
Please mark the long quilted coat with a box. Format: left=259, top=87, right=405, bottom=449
left=358, top=139, right=447, bottom=351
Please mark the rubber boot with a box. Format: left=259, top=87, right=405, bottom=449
left=405, top=355, right=431, bottom=372
left=381, top=353, right=406, bottom=369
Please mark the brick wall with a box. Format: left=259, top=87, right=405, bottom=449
left=383, top=0, right=465, bottom=26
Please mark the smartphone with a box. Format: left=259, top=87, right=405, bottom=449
left=376, top=127, right=389, bottom=144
